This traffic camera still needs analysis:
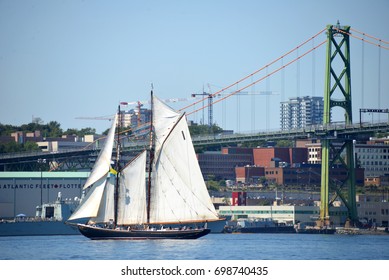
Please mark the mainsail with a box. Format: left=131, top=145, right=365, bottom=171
left=149, top=96, right=219, bottom=224
left=90, top=177, right=115, bottom=224
left=117, top=150, right=147, bottom=225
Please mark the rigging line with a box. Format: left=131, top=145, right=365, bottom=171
left=186, top=39, right=327, bottom=117
left=179, top=28, right=327, bottom=113
left=336, top=28, right=389, bottom=51
left=350, top=28, right=389, bottom=45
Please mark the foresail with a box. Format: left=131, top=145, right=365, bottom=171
left=83, top=114, right=117, bottom=190
left=67, top=175, right=108, bottom=221
left=89, top=176, right=115, bottom=224
left=117, top=150, right=147, bottom=225
left=150, top=114, right=219, bottom=224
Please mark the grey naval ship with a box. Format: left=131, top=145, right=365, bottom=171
left=0, top=192, right=80, bottom=236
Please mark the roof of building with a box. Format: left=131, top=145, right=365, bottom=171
left=0, top=172, right=90, bottom=179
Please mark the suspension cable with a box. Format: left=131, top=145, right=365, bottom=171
left=336, top=28, right=389, bottom=51
left=186, top=39, right=327, bottom=117
left=179, top=28, right=327, bottom=113
left=350, top=28, right=389, bottom=45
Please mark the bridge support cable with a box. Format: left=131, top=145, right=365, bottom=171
left=350, top=28, right=389, bottom=47
left=321, top=23, right=358, bottom=226
left=179, top=28, right=327, bottom=116
left=345, top=28, right=389, bottom=123
left=336, top=28, right=389, bottom=51
left=361, top=33, right=365, bottom=109
left=185, top=40, right=327, bottom=118
left=378, top=40, right=381, bottom=121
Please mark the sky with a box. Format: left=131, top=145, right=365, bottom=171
left=1, top=0, right=388, bottom=134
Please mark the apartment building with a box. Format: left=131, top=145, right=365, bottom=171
left=280, top=96, right=324, bottom=130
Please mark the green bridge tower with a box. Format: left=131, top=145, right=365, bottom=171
left=320, top=22, right=358, bottom=226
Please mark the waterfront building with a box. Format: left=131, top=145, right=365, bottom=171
left=301, top=137, right=389, bottom=183
left=356, top=194, right=389, bottom=227
left=365, top=176, right=389, bottom=187
left=263, top=165, right=365, bottom=186
left=218, top=204, right=348, bottom=226
left=235, top=166, right=264, bottom=184
left=355, top=139, right=389, bottom=178
left=0, top=172, right=88, bottom=218
left=252, top=147, right=308, bottom=167
left=221, top=147, right=253, bottom=155
left=199, top=145, right=365, bottom=186
left=197, top=151, right=253, bottom=180
left=296, top=139, right=322, bottom=163
left=10, top=131, right=42, bottom=144
left=37, top=137, right=92, bottom=152
left=280, top=96, right=324, bottom=131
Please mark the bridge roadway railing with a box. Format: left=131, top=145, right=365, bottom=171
left=0, top=147, right=97, bottom=164
left=0, top=121, right=388, bottom=163
left=120, top=121, right=389, bottom=151
left=190, top=122, right=389, bottom=146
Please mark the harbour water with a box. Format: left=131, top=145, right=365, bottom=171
left=1, top=233, right=389, bottom=260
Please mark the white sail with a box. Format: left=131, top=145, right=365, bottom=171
left=90, top=177, right=115, bottom=224
left=69, top=95, right=219, bottom=231
left=68, top=175, right=108, bottom=221
left=83, top=114, right=117, bottom=190
left=152, top=95, right=181, bottom=152
left=117, top=150, right=147, bottom=225
left=149, top=96, right=219, bottom=224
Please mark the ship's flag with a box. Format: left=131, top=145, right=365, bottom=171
left=109, top=166, right=118, bottom=175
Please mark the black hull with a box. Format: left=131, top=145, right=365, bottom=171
left=240, top=226, right=296, bottom=234
left=77, top=224, right=210, bottom=240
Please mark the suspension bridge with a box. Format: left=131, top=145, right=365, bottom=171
left=1, top=23, right=389, bottom=226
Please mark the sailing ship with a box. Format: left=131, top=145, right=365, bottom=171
left=67, top=92, right=221, bottom=240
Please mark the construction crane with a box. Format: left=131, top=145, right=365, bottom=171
left=191, top=84, right=277, bottom=127
left=75, top=115, right=115, bottom=121
left=119, top=100, right=147, bottom=127
left=76, top=97, right=192, bottom=126
left=191, top=92, right=215, bottom=127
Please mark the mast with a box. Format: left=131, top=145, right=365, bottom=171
left=147, top=88, right=155, bottom=224
left=114, top=105, right=121, bottom=226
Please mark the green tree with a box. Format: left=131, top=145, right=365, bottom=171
left=23, top=141, right=40, bottom=152
left=64, top=128, right=79, bottom=136
left=46, top=121, right=63, bottom=137
left=189, top=124, right=223, bottom=136
left=206, top=180, right=220, bottom=192
left=79, top=127, right=96, bottom=136
left=241, top=140, right=266, bottom=148
left=0, top=142, right=21, bottom=153
left=276, top=140, right=293, bottom=147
